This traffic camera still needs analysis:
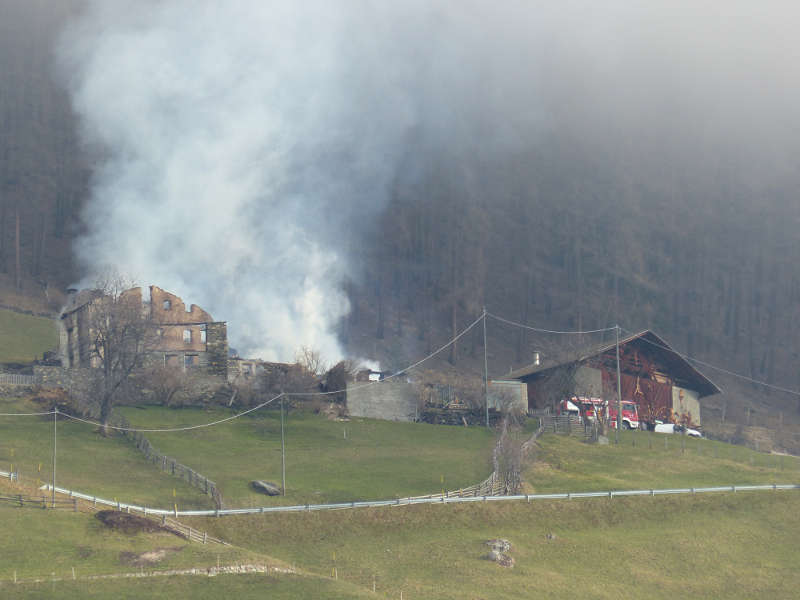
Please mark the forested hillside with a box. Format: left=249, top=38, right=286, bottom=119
left=2, top=0, right=800, bottom=449
left=0, top=0, right=85, bottom=310
left=344, top=140, right=800, bottom=447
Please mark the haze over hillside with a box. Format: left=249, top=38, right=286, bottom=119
left=2, top=1, right=800, bottom=443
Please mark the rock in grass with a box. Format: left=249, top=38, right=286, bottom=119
left=486, top=539, right=512, bottom=553
left=251, top=480, right=282, bottom=496
left=484, top=539, right=514, bottom=568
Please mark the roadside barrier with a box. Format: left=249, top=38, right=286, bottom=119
left=24, top=477, right=798, bottom=518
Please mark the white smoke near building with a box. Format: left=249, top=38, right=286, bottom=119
left=57, top=0, right=546, bottom=361
left=58, top=0, right=800, bottom=361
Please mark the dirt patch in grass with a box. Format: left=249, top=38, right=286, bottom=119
left=95, top=510, right=165, bottom=534
left=119, top=546, right=184, bottom=566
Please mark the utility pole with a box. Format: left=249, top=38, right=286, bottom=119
left=483, top=307, right=489, bottom=428
left=52, top=407, right=57, bottom=507
left=615, top=325, right=622, bottom=445
left=280, top=394, right=286, bottom=496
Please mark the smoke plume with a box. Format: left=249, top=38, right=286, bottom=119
left=58, top=1, right=800, bottom=360
left=57, top=0, right=543, bottom=360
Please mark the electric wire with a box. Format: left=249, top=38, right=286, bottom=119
left=58, top=394, right=284, bottom=433
left=39, top=314, right=486, bottom=432
left=0, top=410, right=56, bottom=416
left=620, top=327, right=800, bottom=398
left=287, top=312, right=485, bottom=397
left=486, top=311, right=617, bottom=334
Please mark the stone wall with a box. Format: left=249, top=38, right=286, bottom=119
left=346, top=381, right=418, bottom=422
left=33, top=365, right=99, bottom=399
left=205, top=322, right=229, bottom=378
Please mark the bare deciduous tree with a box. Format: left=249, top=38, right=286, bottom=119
left=295, top=346, right=327, bottom=377
left=141, top=365, right=190, bottom=408
left=85, top=273, right=157, bottom=435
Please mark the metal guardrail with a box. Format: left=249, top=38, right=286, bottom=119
left=21, top=475, right=797, bottom=518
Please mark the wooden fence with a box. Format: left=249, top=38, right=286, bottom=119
left=539, top=414, right=596, bottom=439
left=113, top=413, right=223, bottom=509
left=160, top=515, right=228, bottom=545
left=0, top=493, right=78, bottom=511
left=406, top=420, right=545, bottom=502
left=0, top=373, right=39, bottom=386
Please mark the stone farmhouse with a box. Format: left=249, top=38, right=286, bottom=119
left=59, top=285, right=228, bottom=379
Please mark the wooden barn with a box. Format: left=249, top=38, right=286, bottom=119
left=507, top=330, right=720, bottom=427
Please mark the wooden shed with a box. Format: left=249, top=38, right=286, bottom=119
left=508, top=330, right=720, bottom=427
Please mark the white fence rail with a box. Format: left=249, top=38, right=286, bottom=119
left=0, top=373, right=39, bottom=386
left=20, top=476, right=797, bottom=518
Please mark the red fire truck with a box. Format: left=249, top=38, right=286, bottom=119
left=558, top=397, right=640, bottom=430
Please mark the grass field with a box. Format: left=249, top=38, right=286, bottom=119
left=2, top=406, right=800, bottom=599
left=188, top=490, right=800, bottom=599
left=0, top=399, right=212, bottom=510
left=0, top=309, right=57, bottom=363
left=116, top=405, right=496, bottom=506
left=0, top=575, right=376, bottom=600
left=0, top=501, right=261, bottom=582
left=525, top=429, right=800, bottom=493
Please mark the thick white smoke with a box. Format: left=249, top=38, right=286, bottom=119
left=57, top=0, right=547, bottom=361
left=58, top=0, right=800, bottom=361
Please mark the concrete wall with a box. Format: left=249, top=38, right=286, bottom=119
left=346, top=381, right=418, bottom=422
left=672, top=385, right=701, bottom=426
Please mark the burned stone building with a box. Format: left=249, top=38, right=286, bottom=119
left=59, top=285, right=228, bottom=379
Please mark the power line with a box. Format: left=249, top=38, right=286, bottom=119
left=621, top=327, right=800, bottom=398
left=59, top=394, right=283, bottom=433
left=486, top=311, right=617, bottom=335
left=0, top=410, right=55, bottom=416
left=48, top=313, right=487, bottom=432
left=286, top=313, right=485, bottom=397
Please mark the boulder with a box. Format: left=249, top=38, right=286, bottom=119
left=486, top=539, right=512, bottom=553
left=251, top=480, right=282, bottom=496
left=484, top=538, right=514, bottom=568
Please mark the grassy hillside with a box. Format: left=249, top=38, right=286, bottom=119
left=0, top=502, right=259, bottom=582
left=190, top=491, right=800, bottom=600
left=0, top=399, right=211, bottom=510
left=0, top=478, right=372, bottom=600
left=1, top=418, right=799, bottom=597
left=0, top=309, right=57, bottom=363
left=1, top=574, right=374, bottom=600
left=525, top=430, right=800, bottom=493
left=117, top=406, right=496, bottom=506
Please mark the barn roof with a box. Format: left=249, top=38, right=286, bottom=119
left=507, top=330, right=721, bottom=398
